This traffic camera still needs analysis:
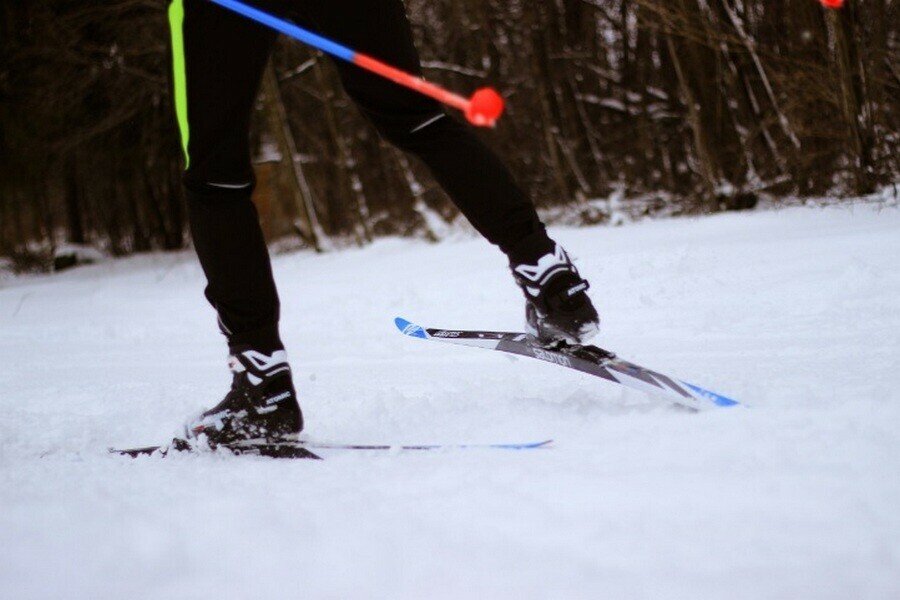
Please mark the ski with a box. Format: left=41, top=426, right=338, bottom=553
left=394, top=317, right=740, bottom=411
left=109, top=438, right=553, bottom=459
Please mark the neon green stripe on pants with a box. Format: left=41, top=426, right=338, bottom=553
left=168, top=0, right=190, bottom=168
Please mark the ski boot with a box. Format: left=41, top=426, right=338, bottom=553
left=511, top=244, right=600, bottom=345
left=176, top=347, right=303, bottom=451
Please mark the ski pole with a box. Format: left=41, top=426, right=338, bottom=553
left=206, top=0, right=505, bottom=127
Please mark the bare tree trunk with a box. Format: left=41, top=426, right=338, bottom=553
left=720, top=0, right=800, bottom=150
left=665, top=32, right=718, bottom=203
left=529, top=5, right=574, bottom=203
left=64, top=155, right=86, bottom=245
left=261, top=62, right=327, bottom=251
left=312, top=57, right=372, bottom=245
left=394, top=151, right=444, bottom=242
left=827, top=8, right=874, bottom=194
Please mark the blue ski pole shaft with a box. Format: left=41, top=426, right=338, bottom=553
left=208, top=0, right=355, bottom=61
left=204, top=0, right=505, bottom=126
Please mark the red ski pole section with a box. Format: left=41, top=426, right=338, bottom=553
left=354, top=54, right=470, bottom=112
left=354, top=54, right=504, bottom=126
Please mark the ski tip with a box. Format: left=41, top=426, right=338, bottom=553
left=491, top=439, right=554, bottom=450
left=394, top=317, right=428, bottom=339
left=681, top=381, right=741, bottom=407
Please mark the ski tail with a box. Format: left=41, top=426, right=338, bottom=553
left=108, top=443, right=322, bottom=460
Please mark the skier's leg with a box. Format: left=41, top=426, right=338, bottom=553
left=170, top=0, right=283, bottom=353
left=297, top=0, right=599, bottom=341
left=296, top=0, right=554, bottom=264
left=168, top=0, right=303, bottom=445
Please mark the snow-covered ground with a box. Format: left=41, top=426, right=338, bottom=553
left=2, top=201, right=899, bottom=599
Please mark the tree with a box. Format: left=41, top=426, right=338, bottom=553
left=2, top=0, right=897, bottom=267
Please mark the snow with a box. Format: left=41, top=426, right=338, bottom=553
left=2, top=202, right=900, bottom=599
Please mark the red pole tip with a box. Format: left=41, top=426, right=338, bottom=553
left=819, top=0, right=843, bottom=8
left=465, top=87, right=505, bottom=127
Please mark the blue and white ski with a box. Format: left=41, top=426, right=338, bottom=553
left=110, top=438, right=552, bottom=460
left=395, top=317, right=740, bottom=411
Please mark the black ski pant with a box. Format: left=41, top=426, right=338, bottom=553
left=169, top=0, right=553, bottom=352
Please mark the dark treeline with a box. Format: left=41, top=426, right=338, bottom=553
left=1, top=0, right=898, bottom=266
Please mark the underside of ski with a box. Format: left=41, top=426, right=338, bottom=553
left=395, top=317, right=739, bottom=411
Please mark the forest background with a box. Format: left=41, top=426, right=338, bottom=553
left=1, top=0, right=897, bottom=267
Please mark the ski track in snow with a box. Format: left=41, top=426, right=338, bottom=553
left=1, top=204, right=899, bottom=599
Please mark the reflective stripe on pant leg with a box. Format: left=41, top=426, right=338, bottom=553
left=168, top=0, right=190, bottom=168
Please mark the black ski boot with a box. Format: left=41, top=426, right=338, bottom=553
left=177, top=347, right=303, bottom=450
left=511, top=244, right=600, bottom=345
